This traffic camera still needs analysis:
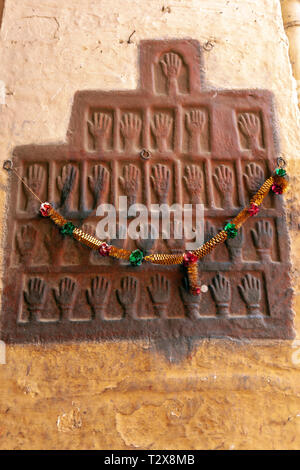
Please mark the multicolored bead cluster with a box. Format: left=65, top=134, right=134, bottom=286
left=39, top=164, right=288, bottom=295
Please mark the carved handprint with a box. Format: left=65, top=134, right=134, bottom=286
left=251, top=220, right=273, bottom=261
left=244, top=163, right=265, bottom=197
left=54, top=277, right=77, bottom=321
left=179, top=282, right=201, bottom=319
left=210, top=273, right=231, bottom=316
left=136, top=224, right=158, bottom=256
left=151, top=113, right=173, bottom=152
left=119, top=164, right=140, bottom=207
left=238, top=273, right=261, bottom=316
left=226, top=226, right=244, bottom=264
left=57, top=164, right=77, bottom=213
left=87, top=112, right=112, bottom=152
left=186, top=110, right=206, bottom=153
left=238, top=113, right=261, bottom=151
left=164, top=220, right=185, bottom=254
left=183, top=165, right=203, bottom=204
left=204, top=221, right=216, bottom=261
left=120, top=113, right=142, bottom=152
left=151, top=164, right=170, bottom=204
left=24, top=164, right=45, bottom=214
left=88, top=164, right=109, bottom=208
left=16, top=224, right=37, bottom=265
left=213, top=165, right=233, bottom=208
left=44, top=224, right=66, bottom=266
left=148, top=274, right=170, bottom=318
left=87, top=276, right=112, bottom=319
left=24, top=278, right=47, bottom=321
left=109, top=224, right=128, bottom=250
left=116, top=276, right=139, bottom=318
left=160, top=52, right=182, bottom=95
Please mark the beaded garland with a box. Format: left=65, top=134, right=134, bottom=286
left=3, top=158, right=288, bottom=296
left=36, top=164, right=288, bottom=296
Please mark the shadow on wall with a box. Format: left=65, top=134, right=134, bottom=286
left=0, top=1, right=4, bottom=29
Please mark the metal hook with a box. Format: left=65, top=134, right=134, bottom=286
left=3, top=160, right=13, bottom=171
left=277, top=156, right=286, bottom=168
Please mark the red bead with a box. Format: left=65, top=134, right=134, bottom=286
left=98, top=242, right=111, bottom=256
left=191, top=287, right=201, bottom=296
left=183, top=251, right=198, bottom=266
left=248, top=203, right=259, bottom=216
left=271, top=183, right=283, bottom=195
left=40, top=202, right=51, bottom=217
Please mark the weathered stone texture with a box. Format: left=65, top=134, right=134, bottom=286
left=0, top=0, right=299, bottom=450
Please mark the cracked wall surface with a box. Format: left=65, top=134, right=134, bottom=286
left=0, top=0, right=299, bottom=450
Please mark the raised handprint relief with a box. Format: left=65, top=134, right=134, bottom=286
left=119, top=164, right=140, bottom=207
left=151, top=113, right=173, bottom=152
left=24, top=164, right=45, bottom=214
left=238, top=273, right=262, bottom=316
left=87, top=276, right=112, bottom=319
left=213, top=165, right=233, bottom=208
left=116, top=276, right=139, bottom=318
left=88, top=164, right=109, bottom=208
left=183, top=165, right=203, bottom=204
left=164, top=220, right=185, bottom=254
left=54, top=277, right=78, bottom=321
left=238, top=113, right=263, bottom=153
left=87, top=112, right=112, bottom=152
left=57, top=164, right=77, bottom=213
left=148, top=274, right=170, bottom=318
left=109, top=224, right=128, bottom=251
left=120, top=113, right=142, bottom=152
left=44, top=224, right=66, bottom=266
left=186, top=110, right=206, bottom=153
left=179, top=281, right=201, bottom=319
left=226, top=226, right=244, bottom=264
left=160, top=52, right=182, bottom=95
left=251, top=220, right=273, bottom=261
left=151, top=164, right=170, bottom=204
left=210, top=273, right=231, bottom=316
left=16, top=224, right=38, bottom=266
left=244, top=163, right=265, bottom=197
left=24, top=278, right=47, bottom=321
left=136, top=224, right=158, bottom=256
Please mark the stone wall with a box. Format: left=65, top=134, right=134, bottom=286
left=0, top=0, right=299, bottom=450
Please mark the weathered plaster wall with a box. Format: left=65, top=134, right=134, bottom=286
left=0, top=0, right=299, bottom=450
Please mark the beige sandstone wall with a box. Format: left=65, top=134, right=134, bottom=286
left=0, top=0, right=299, bottom=450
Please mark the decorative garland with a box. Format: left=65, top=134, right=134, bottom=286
left=4, top=159, right=289, bottom=296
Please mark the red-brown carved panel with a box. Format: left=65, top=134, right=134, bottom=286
left=1, top=39, right=294, bottom=344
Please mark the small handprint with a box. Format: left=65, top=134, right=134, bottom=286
left=238, top=113, right=261, bottom=151
left=179, top=281, right=201, bottom=319
left=226, top=226, right=244, bottom=264
left=87, top=112, right=112, bottom=152
left=251, top=220, right=273, bottom=261
left=136, top=224, right=158, bottom=256
left=120, top=113, right=142, bottom=152
left=186, top=110, right=206, bottom=153
left=148, top=274, right=170, bottom=318
left=244, top=163, right=265, bottom=197
left=119, top=164, right=140, bottom=207
left=164, top=220, right=185, bottom=254
left=183, top=165, right=203, bottom=204
left=24, top=278, right=47, bottom=321
left=57, top=164, right=77, bottom=212
left=88, top=164, right=109, bottom=208
left=54, top=277, right=77, bottom=321
left=109, top=224, right=128, bottom=250
left=151, top=113, right=173, bottom=152
left=151, top=164, right=170, bottom=204
left=160, top=52, right=182, bottom=95
left=213, top=165, right=233, bottom=208
left=44, top=224, right=66, bottom=266
left=24, top=164, right=45, bottom=214
left=116, top=276, right=139, bottom=318
left=87, top=276, right=112, bottom=319
left=16, top=224, right=37, bottom=266
left=210, top=273, right=231, bottom=316
left=238, top=274, right=261, bottom=316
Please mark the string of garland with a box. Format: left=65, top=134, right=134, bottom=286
left=4, top=158, right=288, bottom=297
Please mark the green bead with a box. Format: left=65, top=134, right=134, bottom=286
left=275, top=168, right=286, bottom=177
left=60, top=222, right=75, bottom=236
left=224, top=222, right=238, bottom=239
left=129, top=249, right=144, bottom=266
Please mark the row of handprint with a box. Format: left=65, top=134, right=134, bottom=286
left=14, top=219, right=278, bottom=267
left=20, top=160, right=272, bottom=214
left=20, top=272, right=266, bottom=323
left=86, top=109, right=264, bottom=154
